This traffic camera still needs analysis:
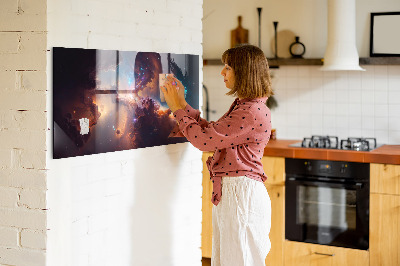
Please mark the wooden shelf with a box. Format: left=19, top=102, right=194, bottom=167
left=359, top=57, right=400, bottom=65
left=203, top=58, right=323, bottom=67
left=203, top=57, right=400, bottom=67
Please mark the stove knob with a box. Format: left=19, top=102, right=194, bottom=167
left=305, top=162, right=312, bottom=171
left=340, top=164, right=347, bottom=174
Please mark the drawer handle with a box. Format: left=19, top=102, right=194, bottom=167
left=314, top=252, right=335, bottom=257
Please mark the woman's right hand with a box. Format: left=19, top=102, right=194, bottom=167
left=167, top=75, right=187, bottom=108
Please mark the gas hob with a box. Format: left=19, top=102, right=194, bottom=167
left=289, top=135, right=383, bottom=151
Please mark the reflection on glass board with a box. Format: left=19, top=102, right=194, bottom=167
left=53, top=47, right=199, bottom=159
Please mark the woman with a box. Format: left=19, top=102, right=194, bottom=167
left=162, top=44, right=273, bottom=266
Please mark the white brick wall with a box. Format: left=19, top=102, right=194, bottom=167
left=46, top=1, right=203, bottom=266
left=0, top=0, right=48, bottom=265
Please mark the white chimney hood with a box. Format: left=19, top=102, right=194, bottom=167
left=320, top=0, right=365, bottom=71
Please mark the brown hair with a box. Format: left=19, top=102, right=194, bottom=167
left=221, top=44, right=273, bottom=99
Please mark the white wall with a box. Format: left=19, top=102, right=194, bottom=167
left=203, top=0, right=400, bottom=58
left=204, top=65, right=400, bottom=144
left=46, top=1, right=203, bottom=266
left=203, top=0, right=400, bottom=145
left=0, top=0, right=48, bottom=265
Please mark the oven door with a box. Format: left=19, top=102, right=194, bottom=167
left=285, top=177, right=369, bottom=250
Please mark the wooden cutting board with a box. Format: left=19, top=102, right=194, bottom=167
left=231, top=16, right=249, bottom=48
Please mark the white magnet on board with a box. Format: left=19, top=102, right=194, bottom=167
left=79, top=118, right=90, bottom=135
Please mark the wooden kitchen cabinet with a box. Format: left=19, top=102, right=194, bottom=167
left=262, top=156, right=285, bottom=266
left=264, top=184, right=285, bottom=266
left=370, top=163, right=400, bottom=266
left=202, top=152, right=214, bottom=258
left=370, top=163, right=400, bottom=195
left=284, top=241, right=369, bottom=266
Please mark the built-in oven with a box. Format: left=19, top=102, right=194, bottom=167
left=285, top=158, right=369, bottom=250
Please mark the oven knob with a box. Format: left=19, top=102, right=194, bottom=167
left=340, top=164, right=347, bottom=174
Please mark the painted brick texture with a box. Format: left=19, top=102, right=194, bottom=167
left=0, top=0, right=48, bottom=265
left=46, top=0, right=203, bottom=266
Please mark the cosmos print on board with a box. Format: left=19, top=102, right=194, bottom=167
left=53, top=47, right=199, bottom=159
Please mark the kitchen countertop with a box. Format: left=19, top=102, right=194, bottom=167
left=263, top=139, right=400, bottom=165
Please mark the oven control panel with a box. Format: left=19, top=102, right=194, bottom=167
left=286, top=158, right=369, bottom=180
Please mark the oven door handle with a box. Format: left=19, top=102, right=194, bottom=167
left=287, top=177, right=364, bottom=189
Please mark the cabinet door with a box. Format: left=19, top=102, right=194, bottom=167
left=202, top=152, right=213, bottom=258
left=370, top=193, right=400, bottom=266
left=284, top=241, right=369, bottom=266
left=261, top=156, right=285, bottom=185
left=370, top=163, right=400, bottom=195
left=265, top=184, right=284, bottom=266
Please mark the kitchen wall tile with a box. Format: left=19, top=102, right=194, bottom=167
left=336, top=115, right=348, bottom=129
left=287, top=113, right=300, bottom=127
left=310, top=77, right=324, bottom=90
left=362, top=116, right=375, bottom=130
left=335, top=72, right=349, bottom=90
left=388, top=131, right=400, bottom=144
left=322, top=70, right=335, bottom=78
left=362, top=129, right=375, bottom=138
left=323, top=85, right=336, bottom=103
left=310, top=66, right=323, bottom=77
left=375, top=117, right=389, bottom=130
left=374, top=90, right=388, bottom=104
left=336, top=128, right=349, bottom=140
left=374, top=65, right=388, bottom=77
left=298, top=77, right=311, bottom=89
left=361, top=104, right=375, bottom=117
left=388, top=104, right=400, bottom=117
left=203, top=65, right=400, bottom=144
left=323, top=115, right=336, bottom=129
left=311, top=86, right=323, bottom=101
left=311, top=127, right=325, bottom=136
left=375, top=104, right=389, bottom=117
left=286, top=77, right=299, bottom=89
left=388, top=65, right=400, bottom=76
left=362, top=65, right=375, bottom=74
left=374, top=77, right=388, bottom=91
left=311, top=114, right=324, bottom=128
left=348, top=90, right=362, bottom=103
left=349, top=116, right=362, bottom=129
left=298, top=67, right=311, bottom=78
left=273, top=75, right=286, bottom=90
left=388, top=117, right=400, bottom=131
left=349, top=128, right=362, bottom=137
left=324, top=127, right=337, bottom=135
left=311, top=102, right=324, bottom=113
left=361, top=74, right=374, bottom=91
left=361, top=90, right=374, bottom=103
left=388, top=91, right=400, bottom=104
left=298, top=89, right=313, bottom=103
left=273, top=67, right=286, bottom=78
left=348, top=71, right=362, bottom=90
left=348, top=103, right=362, bottom=116
left=336, top=103, right=349, bottom=116
left=285, top=66, right=298, bottom=77
left=323, top=103, right=336, bottom=115
left=298, top=102, right=312, bottom=115
left=388, top=75, right=400, bottom=91
left=374, top=130, right=389, bottom=144
left=336, top=90, right=349, bottom=103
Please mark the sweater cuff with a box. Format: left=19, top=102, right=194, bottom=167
left=168, top=108, right=187, bottom=138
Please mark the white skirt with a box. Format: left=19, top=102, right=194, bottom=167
left=212, top=176, right=271, bottom=266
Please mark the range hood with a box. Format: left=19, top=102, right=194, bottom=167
left=320, top=0, right=365, bottom=71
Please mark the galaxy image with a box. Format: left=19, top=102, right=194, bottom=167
left=52, top=47, right=199, bottom=159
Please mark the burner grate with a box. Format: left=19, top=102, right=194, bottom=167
left=301, top=135, right=339, bottom=149
left=340, top=137, right=377, bottom=151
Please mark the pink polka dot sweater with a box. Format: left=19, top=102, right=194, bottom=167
left=169, top=97, right=272, bottom=206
